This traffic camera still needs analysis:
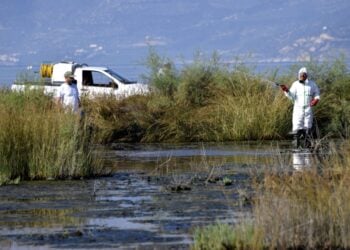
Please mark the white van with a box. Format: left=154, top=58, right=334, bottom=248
left=11, top=61, right=149, bottom=98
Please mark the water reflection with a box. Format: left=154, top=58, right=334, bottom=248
left=88, top=217, right=158, bottom=231
left=106, top=142, right=289, bottom=172
left=292, top=151, right=312, bottom=171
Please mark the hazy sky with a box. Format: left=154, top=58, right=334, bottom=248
left=0, top=0, right=349, bottom=84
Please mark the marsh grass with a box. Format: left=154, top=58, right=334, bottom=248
left=82, top=93, right=154, bottom=143
left=0, top=90, right=104, bottom=185
left=83, top=83, right=288, bottom=142
left=80, top=53, right=350, bottom=143
left=84, top=53, right=298, bottom=143
left=9, top=53, right=349, bottom=145
left=252, top=144, right=350, bottom=249
left=193, top=223, right=263, bottom=250
left=193, top=142, right=350, bottom=249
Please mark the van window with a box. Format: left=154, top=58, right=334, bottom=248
left=82, top=71, right=93, bottom=86
left=83, top=70, right=116, bottom=88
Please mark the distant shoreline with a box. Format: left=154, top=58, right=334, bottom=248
left=3, top=59, right=349, bottom=87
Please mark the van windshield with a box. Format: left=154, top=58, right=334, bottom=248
left=105, top=69, right=135, bottom=84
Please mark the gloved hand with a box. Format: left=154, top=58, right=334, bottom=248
left=310, top=98, right=319, bottom=107
left=280, top=84, right=289, bottom=92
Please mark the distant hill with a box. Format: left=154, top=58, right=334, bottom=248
left=0, top=0, right=349, bottom=83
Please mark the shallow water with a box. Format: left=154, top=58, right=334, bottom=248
left=0, top=142, right=318, bottom=249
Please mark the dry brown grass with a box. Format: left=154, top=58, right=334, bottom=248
left=253, top=143, right=350, bottom=249
left=193, top=142, right=350, bottom=249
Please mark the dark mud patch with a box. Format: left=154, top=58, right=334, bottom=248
left=0, top=170, right=251, bottom=249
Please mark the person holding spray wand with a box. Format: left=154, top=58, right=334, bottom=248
left=280, top=67, right=320, bottom=148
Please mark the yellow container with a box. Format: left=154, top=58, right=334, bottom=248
left=40, top=63, right=54, bottom=78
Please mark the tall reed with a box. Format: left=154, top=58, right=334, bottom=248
left=0, top=89, right=103, bottom=184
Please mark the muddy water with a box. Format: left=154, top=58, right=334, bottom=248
left=0, top=142, right=314, bottom=249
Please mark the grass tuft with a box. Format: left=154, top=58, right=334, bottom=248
left=0, top=89, right=105, bottom=184
left=193, top=223, right=263, bottom=250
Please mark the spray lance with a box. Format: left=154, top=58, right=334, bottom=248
left=257, top=77, right=292, bottom=93
left=263, top=78, right=292, bottom=92
left=233, top=67, right=290, bottom=92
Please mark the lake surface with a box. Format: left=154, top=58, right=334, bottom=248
left=0, top=142, right=319, bottom=249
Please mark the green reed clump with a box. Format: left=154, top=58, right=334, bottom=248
left=0, top=90, right=103, bottom=185
left=209, top=69, right=291, bottom=140
left=82, top=93, right=155, bottom=143
left=176, top=62, right=218, bottom=108
left=144, top=49, right=179, bottom=97
left=325, top=92, right=350, bottom=137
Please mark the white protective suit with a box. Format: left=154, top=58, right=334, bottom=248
left=285, top=68, right=320, bottom=132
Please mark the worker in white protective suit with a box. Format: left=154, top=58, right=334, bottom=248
left=280, top=67, right=320, bottom=148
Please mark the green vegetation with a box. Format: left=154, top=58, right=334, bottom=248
left=192, top=142, right=350, bottom=249
left=1, top=52, right=349, bottom=185
left=0, top=90, right=105, bottom=185
left=84, top=52, right=350, bottom=143
left=193, top=223, right=262, bottom=250
left=14, top=69, right=43, bottom=85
